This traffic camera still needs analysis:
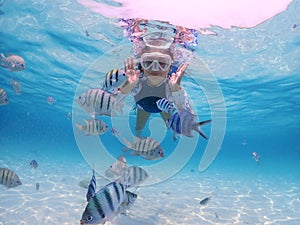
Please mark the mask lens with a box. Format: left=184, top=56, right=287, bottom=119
left=140, top=52, right=171, bottom=71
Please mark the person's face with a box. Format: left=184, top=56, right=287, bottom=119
left=140, top=48, right=172, bottom=77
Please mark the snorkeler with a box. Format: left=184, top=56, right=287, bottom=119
left=119, top=32, right=191, bottom=137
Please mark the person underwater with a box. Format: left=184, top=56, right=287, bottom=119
left=118, top=32, right=192, bottom=137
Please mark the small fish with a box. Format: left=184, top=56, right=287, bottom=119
left=105, top=155, right=127, bottom=178
left=119, top=166, right=148, bottom=187
left=67, top=112, right=71, bottom=120
left=86, top=167, right=97, bottom=202
left=156, top=98, right=176, bottom=113
left=0, top=53, right=25, bottom=71
left=77, top=88, right=124, bottom=116
left=101, top=69, right=127, bottom=93
left=166, top=109, right=211, bottom=141
left=0, top=167, right=22, bottom=188
left=241, top=139, right=248, bottom=146
left=80, top=181, right=127, bottom=225
left=47, top=96, right=56, bottom=105
left=215, top=212, right=219, bottom=218
left=76, top=119, right=109, bottom=136
left=36, top=182, right=40, bottom=191
left=200, top=197, right=211, bottom=205
left=0, top=88, right=9, bottom=105
left=252, top=152, right=260, bottom=164
left=123, top=137, right=164, bottom=160
left=117, top=191, right=137, bottom=215
left=111, top=127, right=120, bottom=136
left=11, top=79, right=22, bottom=95
left=29, top=160, right=38, bottom=169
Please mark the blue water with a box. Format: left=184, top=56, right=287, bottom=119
left=1, top=0, right=300, bottom=224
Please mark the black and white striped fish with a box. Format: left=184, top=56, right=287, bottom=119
left=119, top=166, right=148, bottom=187
left=80, top=181, right=127, bottom=225
left=77, top=88, right=124, bottom=116
left=101, top=69, right=127, bottom=93
left=123, top=137, right=164, bottom=160
left=156, top=98, right=176, bottom=113
left=0, top=167, right=22, bottom=188
left=0, top=88, right=8, bottom=105
left=86, top=167, right=97, bottom=202
left=1, top=53, right=25, bottom=71
left=76, top=119, right=108, bottom=136
left=167, top=109, right=211, bottom=141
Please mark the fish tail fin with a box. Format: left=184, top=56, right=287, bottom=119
left=198, top=119, right=211, bottom=126
left=116, top=101, right=124, bottom=115
left=75, top=123, right=84, bottom=131
left=194, top=126, right=208, bottom=140
left=194, top=120, right=211, bottom=140
left=114, top=132, right=132, bottom=151
left=1, top=53, right=5, bottom=60
left=114, top=93, right=127, bottom=115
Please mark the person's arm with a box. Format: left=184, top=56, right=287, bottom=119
left=168, top=62, right=192, bottom=111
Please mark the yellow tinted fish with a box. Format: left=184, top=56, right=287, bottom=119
left=1, top=53, right=25, bottom=71
left=0, top=168, right=22, bottom=188
left=0, top=88, right=9, bottom=105
left=76, top=119, right=108, bottom=136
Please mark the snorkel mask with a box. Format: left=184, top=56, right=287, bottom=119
left=139, top=32, right=174, bottom=72
left=140, top=52, right=172, bottom=71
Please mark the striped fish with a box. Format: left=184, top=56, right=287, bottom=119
left=86, top=167, right=97, bottom=202
left=156, top=98, right=176, bottom=113
left=101, top=69, right=127, bottom=93
left=77, top=88, right=124, bottom=116
left=0, top=88, right=9, bottom=105
left=11, top=79, right=22, bottom=95
left=123, top=137, right=164, bottom=160
left=119, top=166, right=148, bottom=187
left=80, top=181, right=127, bottom=225
left=0, top=167, right=22, bottom=188
left=76, top=119, right=108, bottom=136
left=1, top=53, right=25, bottom=71
left=167, top=109, right=211, bottom=141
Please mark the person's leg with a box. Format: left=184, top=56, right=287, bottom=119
left=135, top=108, right=151, bottom=137
left=160, top=112, right=171, bottom=124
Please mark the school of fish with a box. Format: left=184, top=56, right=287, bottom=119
left=75, top=64, right=213, bottom=224
left=80, top=158, right=146, bottom=225
left=1, top=53, right=25, bottom=107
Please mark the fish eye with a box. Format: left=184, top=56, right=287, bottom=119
left=87, top=216, right=93, bottom=221
left=78, top=96, right=81, bottom=100
left=21, top=64, right=24, bottom=67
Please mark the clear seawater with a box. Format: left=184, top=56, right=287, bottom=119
left=0, top=0, right=300, bottom=225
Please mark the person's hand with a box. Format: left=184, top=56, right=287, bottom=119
left=119, top=57, right=140, bottom=94
left=169, top=62, right=189, bottom=91
left=125, top=57, right=140, bottom=84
